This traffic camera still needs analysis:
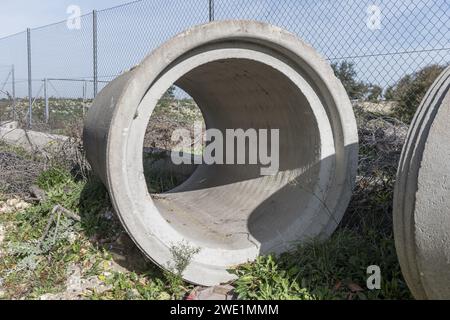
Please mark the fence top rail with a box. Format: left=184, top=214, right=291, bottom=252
left=46, top=78, right=109, bottom=83
left=0, top=0, right=149, bottom=39
left=0, top=30, right=27, bottom=41
left=30, top=11, right=94, bottom=32
left=97, top=0, right=145, bottom=13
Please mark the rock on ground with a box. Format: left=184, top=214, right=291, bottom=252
left=0, top=199, right=31, bottom=214
left=187, top=284, right=236, bottom=300
left=39, top=263, right=112, bottom=300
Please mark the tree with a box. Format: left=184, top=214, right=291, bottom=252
left=386, top=64, right=446, bottom=123
left=331, top=61, right=369, bottom=100
left=384, top=85, right=396, bottom=101
left=367, top=84, right=383, bottom=102
left=159, top=85, right=176, bottom=108
left=164, top=86, right=175, bottom=100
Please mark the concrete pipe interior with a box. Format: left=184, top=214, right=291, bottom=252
left=148, top=57, right=329, bottom=251
left=84, top=21, right=358, bottom=285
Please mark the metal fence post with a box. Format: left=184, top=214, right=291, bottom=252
left=82, top=80, right=87, bottom=117
left=44, top=78, right=49, bottom=123
left=27, top=28, right=32, bottom=128
left=209, top=0, right=215, bottom=22
left=93, top=10, right=98, bottom=97
left=11, top=64, right=16, bottom=121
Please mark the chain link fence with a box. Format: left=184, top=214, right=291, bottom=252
left=0, top=0, right=448, bottom=132
left=0, top=2, right=448, bottom=298
left=0, top=65, right=15, bottom=123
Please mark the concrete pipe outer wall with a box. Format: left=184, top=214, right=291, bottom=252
left=394, top=65, right=450, bottom=299
left=83, top=21, right=359, bottom=286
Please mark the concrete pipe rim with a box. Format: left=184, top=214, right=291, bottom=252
left=99, top=21, right=358, bottom=285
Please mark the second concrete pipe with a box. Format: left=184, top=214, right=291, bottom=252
left=394, top=65, right=450, bottom=299
left=84, top=21, right=359, bottom=285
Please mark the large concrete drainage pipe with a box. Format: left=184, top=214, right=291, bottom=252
left=84, top=21, right=358, bottom=285
left=394, top=65, right=450, bottom=299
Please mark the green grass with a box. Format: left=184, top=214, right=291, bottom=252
left=231, top=230, right=411, bottom=300
left=0, top=167, right=193, bottom=300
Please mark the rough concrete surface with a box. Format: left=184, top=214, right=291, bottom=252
left=83, top=21, right=359, bottom=286
left=394, top=65, right=450, bottom=299
left=0, top=123, right=67, bottom=154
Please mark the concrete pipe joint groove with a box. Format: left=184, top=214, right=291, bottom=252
left=394, top=65, right=450, bottom=299
left=84, top=21, right=359, bottom=286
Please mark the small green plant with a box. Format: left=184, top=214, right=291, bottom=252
left=163, top=241, right=200, bottom=298
left=36, top=167, right=72, bottom=191
left=168, top=241, right=200, bottom=276
left=231, top=255, right=315, bottom=300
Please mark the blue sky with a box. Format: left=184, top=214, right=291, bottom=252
left=0, top=0, right=448, bottom=98
left=0, top=0, right=132, bottom=38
